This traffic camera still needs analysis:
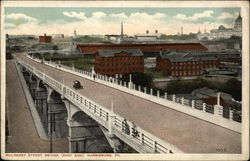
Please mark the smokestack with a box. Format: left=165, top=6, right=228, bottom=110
left=121, top=22, right=123, bottom=38
left=146, top=30, right=149, bottom=34
left=155, top=30, right=158, bottom=34
left=181, top=27, right=183, bottom=35
left=44, top=33, right=46, bottom=37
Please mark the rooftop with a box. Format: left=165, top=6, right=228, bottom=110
left=159, top=50, right=241, bottom=62
left=97, top=49, right=143, bottom=57
left=192, top=87, right=232, bottom=101
left=160, top=51, right=216, bottom=62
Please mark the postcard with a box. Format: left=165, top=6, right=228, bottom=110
left=1, top=0, right=249, bottom=160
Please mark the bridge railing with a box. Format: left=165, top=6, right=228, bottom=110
left=25, top=55, right=241, bottom=133
left=17, top=58, right=183, bottom=154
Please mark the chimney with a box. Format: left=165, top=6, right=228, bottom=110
left=155, top=30, right=158, bottom=34
left=44, top=33, right=46, bottom=37
left=181, top=27, right=183, bottom=35
left=146, top=30, right=149, bottom=34
left=121, top=22, right=124, bottom=38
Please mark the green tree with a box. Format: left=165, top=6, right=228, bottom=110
left=120, top=72, right=153, bottom=88
left=165, top=77, right=208, bottom=94
left=223, top=78, right=242, bottom=101
left=52, top=45, right=59, bottom=50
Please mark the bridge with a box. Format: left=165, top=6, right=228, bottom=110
left=14, top=53, right=241, bottom=153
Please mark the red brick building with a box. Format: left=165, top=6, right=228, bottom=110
left=39, top=33, right=52, bottom=43
left=77, top=43, right=207, bottom=54
left=156, top=51, right=240, bottom=77
left=94, top=49, right=144, bottom=77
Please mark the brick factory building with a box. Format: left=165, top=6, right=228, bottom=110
left=156, top=51, right=241, bottom=77
left=77, top=43, right=207, bottom=55
left=94, top=49, right=144, bottom=77
left=39, top=33, right=52, bottom=43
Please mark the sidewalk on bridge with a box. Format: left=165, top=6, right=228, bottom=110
left=14, top=59, right=49, bottom=141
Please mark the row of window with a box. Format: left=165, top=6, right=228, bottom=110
left=101, top=57, right=142, bottom=61
left=98, top=67, right=143, bottom=72
left=100, top=62, right=144, bottom=66
left=170, top=64, right=216, bottom=70
left=172, top=70, right=202, bottom=76
left=170, top=60, right=215, bottom=65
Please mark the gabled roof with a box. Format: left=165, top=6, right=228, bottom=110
left=97, top=49, right=143, bottom=57
left=159, top=51, right=216, bottom=62
left=193, top=87, right=217, bottom=97
left=192, top=87, right=232, bottom=101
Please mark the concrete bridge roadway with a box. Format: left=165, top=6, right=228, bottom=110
left=15, top=53, right=241, bottom=153
left=6, top=60, right=68, bottom=153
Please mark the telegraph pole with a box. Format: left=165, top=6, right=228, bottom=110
left=50, top=113, right=52, bottom=153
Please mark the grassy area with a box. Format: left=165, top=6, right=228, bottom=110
left=164, top=77, right=241, bottom=101
left=59, top=58, right=94, bottom=71
left=145, top=68, right=166, bottom=78
left=35, top=54, right=94, bottom=71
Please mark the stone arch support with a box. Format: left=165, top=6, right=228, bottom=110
left=62, top=100, right=112, bottom=153
left=62, top=99, right=81, bottom=123
left=44, top=85, right=54, bottom=103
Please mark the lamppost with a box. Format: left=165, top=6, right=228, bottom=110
left=49, top=111, right=55, bottom=153
left=50, top=112, right=52, bottom=153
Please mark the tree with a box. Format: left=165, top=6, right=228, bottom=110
left=120, top=72, right=153, bottom=88
left=52, top=45, right=59, bottom=50
left=223, top=78, right=242, bottom=101
left=165, top=77, right=208, bottom=94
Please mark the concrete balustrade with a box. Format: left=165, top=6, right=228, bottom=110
left=230, top=110, right=234, bottom=121
left=191, top=100, right=195, bottom=108
left=202, top=103, right=206, bottom=112
left=181, top=97, right=184, bottom=105
left=172, top=95, right=176, bottom=102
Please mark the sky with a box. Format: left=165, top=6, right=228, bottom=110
left=4, top=7, right=241, bottom=36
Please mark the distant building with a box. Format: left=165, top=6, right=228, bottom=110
left=73, top=29, right=77, bottom=39
left=51, top=34, right=64, bottom=38
left=77, top=43, right=208, bottom=55
left=156, top=50, right=241, bottom=77
left=39, top=33, right=52, bottom=43
left=94, top=49, right=144, bottom=77
left=198, top=12, right=242, bottom=40
left=201, top=38, right=242, bottom=52
left=134, top=30, right=162, bottom=41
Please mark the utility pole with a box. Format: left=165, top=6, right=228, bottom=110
left=50, top=113, right=52, bottom=153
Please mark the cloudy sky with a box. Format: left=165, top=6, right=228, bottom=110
left=4, top=7, right=240, bottom=36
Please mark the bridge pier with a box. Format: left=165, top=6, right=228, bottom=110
left=63, top=100, right=112, bottom=153
left=46, top=86, right=68, bottom=138
left=27, top=74, right=39, bottom=99
left=34, top=82, right=48, bottom=123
